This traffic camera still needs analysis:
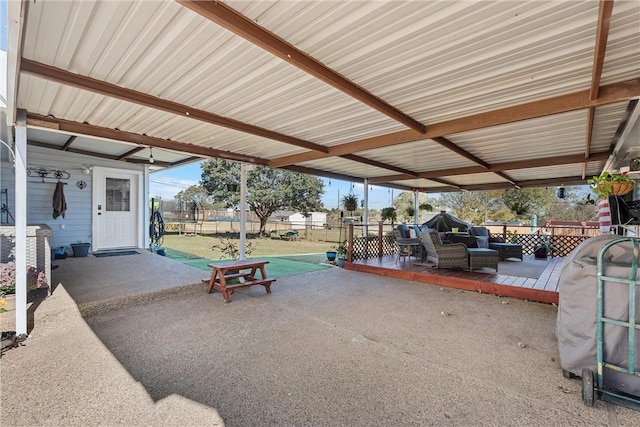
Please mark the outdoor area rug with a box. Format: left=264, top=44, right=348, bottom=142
left=93, top=250, right=139, bottom=258
left=495, top=257, right=550, bottom=278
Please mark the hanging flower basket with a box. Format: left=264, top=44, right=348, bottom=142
left=597, top=181, right=635, bottom=197
left=587, top=171, right=636, bottom=199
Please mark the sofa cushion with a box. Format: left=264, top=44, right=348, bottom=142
left=397, top=224, right=410, bottom=238
left=409, top=225, right=421, bottom=238
left=470, top=226, right=489, bottom=237
left=476, top=236, right=489, bottom=248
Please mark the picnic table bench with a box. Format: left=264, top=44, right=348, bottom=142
left=203, top=259, right=275, bottom=303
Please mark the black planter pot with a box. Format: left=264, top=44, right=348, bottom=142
left=71, top=243, right=90, bottom=257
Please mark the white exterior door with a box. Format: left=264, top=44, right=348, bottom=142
left=93, top=167, right=142, bottom=251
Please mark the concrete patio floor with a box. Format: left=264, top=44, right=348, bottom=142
left=1, top=251, right=637, bottom=426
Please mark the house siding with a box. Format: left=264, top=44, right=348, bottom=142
left=289, top=212, right=327, bottom=230
left=0, top=144, right=146, bottom=250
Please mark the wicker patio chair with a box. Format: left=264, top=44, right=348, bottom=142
left=393, top=228, right=424, bottom=261
left=420, top=230, right=469, bottom=269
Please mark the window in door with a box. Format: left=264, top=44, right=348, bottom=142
left=106, top=178, right=130, bottom=211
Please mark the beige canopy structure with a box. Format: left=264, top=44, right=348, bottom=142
left=2, top=1, right=639, bottom=338
left=3, top=0, right=639, bottom=191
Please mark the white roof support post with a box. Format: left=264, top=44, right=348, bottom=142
left=143, top=164, right=150, bottom=249
left=414, top=190, right=419, bottom=226
left=363, top=178, right=369, bottom=237
left=14, top=109, right=27, bottom=337
left=239, top=163, right=249, bottom=260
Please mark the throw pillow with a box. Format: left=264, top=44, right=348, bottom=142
left=409, top=227, right=417, bottom=238
left=476, top=236, right=489, bottom=248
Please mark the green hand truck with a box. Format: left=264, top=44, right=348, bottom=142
left=582, top=237, right=640, bottom=410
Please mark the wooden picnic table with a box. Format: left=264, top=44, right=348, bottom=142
left=203, top=259, right=275, bottom=303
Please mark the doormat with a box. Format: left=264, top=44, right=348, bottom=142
left=93, top=250, right=139, bottom=258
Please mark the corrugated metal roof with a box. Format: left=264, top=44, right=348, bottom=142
left=232, top=0, right=603, bottom=121
left=9, top=0, right=640, bottom=195
left=360, top=140, right=477, bottom=173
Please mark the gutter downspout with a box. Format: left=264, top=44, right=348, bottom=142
left=414, top=190, right=419, bottom=226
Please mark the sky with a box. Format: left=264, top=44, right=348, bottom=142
left=149, top=161, right=400, bottom=211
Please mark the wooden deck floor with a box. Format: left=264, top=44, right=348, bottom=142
left=346, top=254, right=563, bottom=304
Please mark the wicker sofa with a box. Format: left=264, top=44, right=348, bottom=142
left=420, top=229, right=468, bottom=269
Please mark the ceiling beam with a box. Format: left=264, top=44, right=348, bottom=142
left=367, top=173, right=417, bottom=184
left=463, top=176, right=588, bottom=190
left=583, top=0, right=613, bottom=178
left=283, top=164, right=415, bottom=192
left=117, top=146, right=146, bottom=160
left=432, top=137, right=490, bottom=169
left=171, top=156, right=203, bottom=168
left=121, top=158, right=172, bottom=167
left=427, top=177, right=463, bottom=189
left=61, top=135, right=77, bottom=151
left=422, top=176, right=589, bottom=194
left=26, top=113, right=270, bottom=165
left=27, top=113, right=414, bottom=187
left=176, top=0, right=425, bottom=134
left=339, top=154, right=418, bottom=177
left=20, top=58, right=329, bottom=154
left=28, top=140, right=173, bottom=167
left=368, top=151, right=611, bottom=184
left=432, top=135, right=521, bottom=186
left=484, top=150, right=611, bottom=172
left=269, top=78, right=640, bottom=167
left=493, top=171, right=518, bottom=186
left=590, top=0, right=613, bottom=100
left=583, top=107, right=596, bottom=179
left=21, top=57, right=417, bottom=176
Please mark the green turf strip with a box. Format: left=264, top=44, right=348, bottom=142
left=163, top=248, right=331, bottom=279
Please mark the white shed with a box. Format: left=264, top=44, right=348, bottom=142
left=288, top=212, right=327, bottom=230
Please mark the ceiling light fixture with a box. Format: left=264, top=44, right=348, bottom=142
left=149, top=147, right=155, bottom=164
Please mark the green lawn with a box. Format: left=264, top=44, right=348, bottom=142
left=161, top=234, right=335, bottom=259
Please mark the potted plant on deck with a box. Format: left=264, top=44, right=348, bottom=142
left=334, top=240, right=348, bottom=268
left=325, top=249, right=337, bottom=262
left=70, top=241, right=91, bottom=257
